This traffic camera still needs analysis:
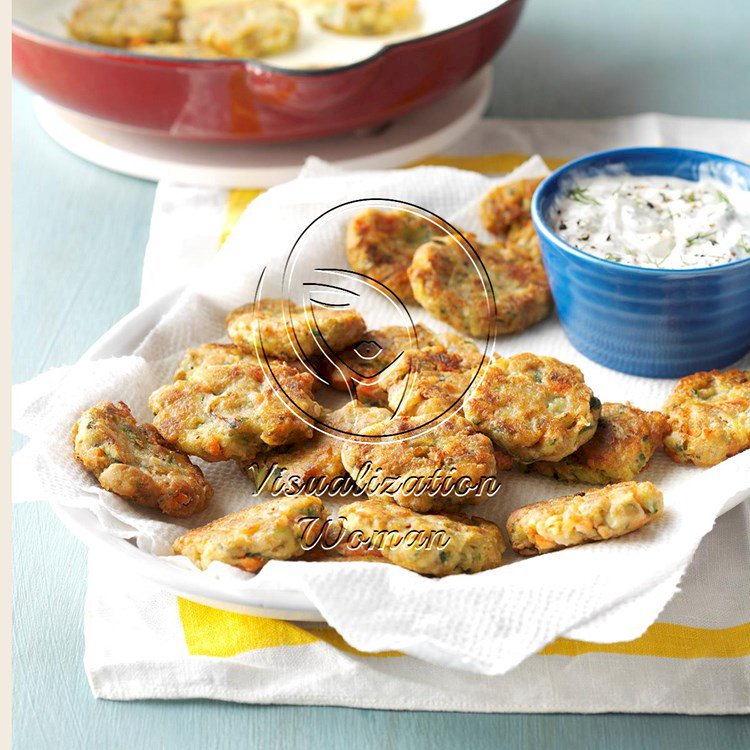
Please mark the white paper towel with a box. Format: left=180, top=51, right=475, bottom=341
left=13, top=157, right=750, bottom=675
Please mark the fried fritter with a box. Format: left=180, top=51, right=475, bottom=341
left=506, top=220, right=541, bottom=257
left=149, top=360, right=322, bottom=463
left=507, top=481, right=663, bottom=556
left=73, top=401, right=212, bottom=517
left=530, top=402, right=668, bottom=484
left=408, top=235, right=551, bottom=338
left=346, top=209, right=444, bottom=302
left=663, top=369, right=750, bottom=467
left=181, top=0, right=299, bottom=57
left=174, top=342, right=311, bottom=383
left=316, top=0, right=418, bottom=36
left=68, top=0, right=181, bottom=48
left=173, top=495, right=325, bottom=572
left=464, top=353, right=601, bottom=463
left=334, top=327, right=481, bottom=410
left=227, top=298, right=366, bottom=360
left=340, top=413, right=498, bottom=512
left=174, top=342, right=257, bottom=380
left=440, top=331, right=484, bottom=364
left=481, top=178, right=543, bottom=237
left=357, top=345, right=481, bottom=419
left=248, top=401, right=392, bottom=495
left=330, top=499, right=505, bottom=576
left=321, top=323, right=443, bottom=392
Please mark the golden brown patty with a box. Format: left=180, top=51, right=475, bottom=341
left=173, top=495, right=325, bottom=572
left=248, top=401, right=392, bottom=495
left=346, top=209, right=444, bottom=302
left=481, top=178, right=543, bottom=237
left=464, top=353, right=601, bottom=463
left=321, top=323, right=443, bottom=392
left=173, top=342, right=311, bottom=384
left=316, top=0, right=418, bottom=36
left=128, top=41, right=223, bottom=58
left=357, top=345, right=481, bottom=419
left=507, top=481, right=663, bottom=556
left=506, top=220, right=541, bottom=257
left=530, top=402, right=668, bottom=484
left=149, top=360, right=322, bottom=462
left=331, top=499, right=504, bottom=576
left=340, top=413, right=498, bottom=513
left=408, top=235, right=552, bottom=338
left=181, top=0, right=299, bottom=57
left=68, top=0, right=181, bottom=47
left=339, top=328, right=481, bottom=410
left=227, top=298, right=366, bottom=360
left=663, top=369, right=750, bottom=467
left=174, top=342, right=258, bottom=380
left=73, top=401, right=212, bottom=517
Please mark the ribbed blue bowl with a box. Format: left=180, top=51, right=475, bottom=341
left=531, top=147, right=750, bottom=377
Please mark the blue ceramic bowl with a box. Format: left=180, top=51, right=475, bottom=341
left=531, top=147, right=750, bottom=377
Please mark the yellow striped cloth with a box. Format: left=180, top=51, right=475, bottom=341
left=122, top=119, right=750, bottom=709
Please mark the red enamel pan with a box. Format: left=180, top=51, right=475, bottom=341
left=13, top=0, right=525, bottom=142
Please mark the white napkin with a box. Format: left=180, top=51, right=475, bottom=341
left=82, top=501, right=750, bottom=713
left=13, top=156, right=750, bottom=675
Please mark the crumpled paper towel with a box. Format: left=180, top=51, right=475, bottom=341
left=13, top=157, right=750, bottom=675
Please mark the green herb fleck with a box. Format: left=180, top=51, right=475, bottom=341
left=121, top=425, right=138, bottom=441
left=567, top=186, right=601, bottom=206
left=686, top=230, right=717, bottom=247
left=716, top=189, right=733, bottom=208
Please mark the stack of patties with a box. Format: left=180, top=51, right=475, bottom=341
left=170, top=297, right=507, bottom=577
left=344, top=184, right=552, bottom=343
left=461, top=351, right=665, bottom=554
left=72, top=178, right=688, bottom=579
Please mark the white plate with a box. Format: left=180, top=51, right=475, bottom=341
left=54, top=286, right=749, bottom=622
left=55, top=288, right=326, bottom=621
left=33, top=66, right=491, bottom=187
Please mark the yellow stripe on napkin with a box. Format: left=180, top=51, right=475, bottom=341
left=543, top=621, right=750, bottom=659
left=178, top=598, right=750, bottom=661
left=218, top=189, right=263, bottom=249
left=177, top=598, right=399, bottom=658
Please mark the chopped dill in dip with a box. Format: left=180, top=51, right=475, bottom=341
left=552, top=174, right=750, bottom=268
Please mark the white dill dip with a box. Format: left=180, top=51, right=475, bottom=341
left=552, top=173, right=750, bottom=269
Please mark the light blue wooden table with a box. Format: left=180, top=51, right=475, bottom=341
left=12, top=1, right=750, bottom=747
